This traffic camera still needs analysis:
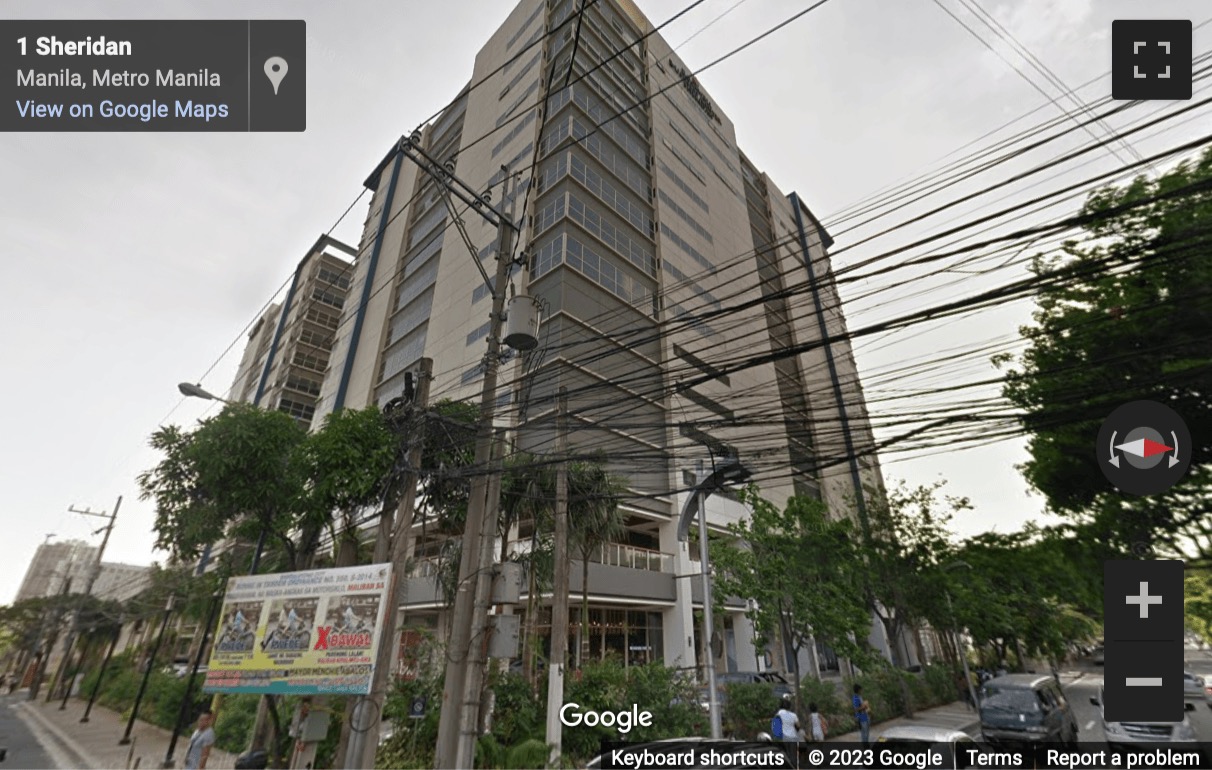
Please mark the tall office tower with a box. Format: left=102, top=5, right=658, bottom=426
left=228, top=235, right=356, bottom=429
left=316, top=0, right=891, bottom=675
left=13, top=540, right=96, bottom=603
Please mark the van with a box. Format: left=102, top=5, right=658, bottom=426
left=978, top=674, right=1078, bottom=746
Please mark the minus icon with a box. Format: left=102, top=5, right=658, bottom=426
left=1125, top=677, right=1163, bottom=686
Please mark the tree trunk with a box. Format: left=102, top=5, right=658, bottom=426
left=579, top=555, right=590, bottom=668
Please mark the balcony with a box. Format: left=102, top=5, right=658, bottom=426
left=399, top=544, right=677, bottom=607
left=588, top=542, right=672, bottom=573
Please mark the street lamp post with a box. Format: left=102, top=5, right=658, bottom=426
left=163, top=591, right=222, bottom=768
left=676, top=457, right=751, bottom=741
left=82, top=622, right=122, bottom=723
left=120, top=596, right=175, bottom=746
left=943, top=561, right=979, bottom=710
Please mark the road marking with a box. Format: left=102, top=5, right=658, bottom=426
left=1085, top=720, right=1095, bottom=730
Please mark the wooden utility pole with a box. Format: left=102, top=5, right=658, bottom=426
left=344, top=358, right=432, bottom=769
left=434, top=177, right=519, bottom=770
left=46, top=497, right=121, bottom=703
left=545, top=388, right=570, bottom=764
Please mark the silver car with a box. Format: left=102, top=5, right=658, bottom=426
left=877, top=726, right=979, bottom=769
left=1090, top=688, right=1198, bottom=744
left=1183, top=671, right=1210, bottom=709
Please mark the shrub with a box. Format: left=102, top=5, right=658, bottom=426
left=922, top=663, right=957, bottom=707
left=722, top=682, right=778, bottom=740
left=490, top=671, right=544, bottom=746
left=504, top=738, right=551, bottom=769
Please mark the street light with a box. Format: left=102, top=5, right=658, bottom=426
left=943, top=561, right=979, bottom=710
left=120, top=595, right=175, bottom=745
left=177, top=382, right=230, bottom=403
left=677, top=456, right=751, bottom=741
left=163, top=591, right=222, bottom=768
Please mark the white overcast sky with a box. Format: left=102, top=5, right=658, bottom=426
left=3, top=0, right=1209, bottom=604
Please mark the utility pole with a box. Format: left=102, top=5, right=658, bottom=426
left=545, top=388, right=570, bottom=764
left=344, top=358, right=432, bottom=770
left=395, top=130, right=521, bottom=767
left=48, top=497, right=121, bottom=703
left=459, top=430, right=505, bottom=754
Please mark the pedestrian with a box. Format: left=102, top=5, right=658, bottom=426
left=774, top=694, right=800, bottom=744
left=184, top=709, right=216, bottom=769
left=807, top=702, right=828, bottom=742
left=852, top=684, right=871, bottom=747
left=957, top=672, right=973, bottom=710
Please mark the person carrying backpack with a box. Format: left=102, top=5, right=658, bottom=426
left=774, top=694, right=800, bottom=743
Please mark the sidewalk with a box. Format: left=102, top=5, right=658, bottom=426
left=14, top=693, right=240, bottom=769
left=823, top=670, right=1088, bottom=743
left=824, top=700, right=979, bottom=743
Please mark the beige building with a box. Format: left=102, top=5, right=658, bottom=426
left=312, top=0, right=890, bottom=676
left=228, top=234, right=356, bottom=428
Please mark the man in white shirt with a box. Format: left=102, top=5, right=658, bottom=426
left=775, top=694, right=800, bottom=743
left=183, top=710, right=215, bottom=769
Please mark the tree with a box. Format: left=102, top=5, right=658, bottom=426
left=950, top=526, right=1101, bottom=667
left=712, top=489, right=873, bottom=702
left=998, top=148, right=1212, bottom=562
left=138, top=403, right=310, bottom=569
left=862, top=481, right=966, bottom=675
left=298, top=405, right=395, bottom=567
left=567, top=457, right=628, bottom=669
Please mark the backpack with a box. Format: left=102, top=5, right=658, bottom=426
left=770, top=714, right=783, bottom=740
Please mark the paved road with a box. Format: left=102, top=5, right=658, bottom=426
left=0, top=693, right=59, bottom=769
left=1062, top=650, right=1212, bottom=742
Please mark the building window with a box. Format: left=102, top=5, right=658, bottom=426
left=279, top=397, right=316, bottom=422
left=316, top=266, right=351, bottom=290
left=311, top=288, right=344, bottom=310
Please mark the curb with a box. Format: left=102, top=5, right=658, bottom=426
left=14, top=701, right=103, bottom=769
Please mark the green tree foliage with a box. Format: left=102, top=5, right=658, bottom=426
left=567, top=457, right=628, bottom=668
left=999, top=148, right=1212, bottom=561
left=951, top=526, right=1100, bottom=665
left=712, top=489, right=872, bottom=697
left=1185, top=569, right=1212, bottom=644
left=862, top=482, right=966, bottom=671
left=299, top=405, right=395, bottom=565
left=138, top=403, right=310, bottom=567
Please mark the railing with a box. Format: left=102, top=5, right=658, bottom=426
left=589, top=542, right=673, bottom=573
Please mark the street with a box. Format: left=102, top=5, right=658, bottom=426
left=877, top=649, right=1212, bottom=746
left=0, top=693, right=61, bottom=770
left=1063, top=650, right=1212, bottom=742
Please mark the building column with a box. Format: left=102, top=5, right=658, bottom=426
left=661, top=519, right=694, bottom=670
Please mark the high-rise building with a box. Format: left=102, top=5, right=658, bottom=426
left=315, top=0, right=889, bottom=674
left=13, top=540, right=95, bottom=603
left=228, top=235, right=356, bottom=429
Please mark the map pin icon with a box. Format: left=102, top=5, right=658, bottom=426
left=264, top=56, right=288, bottom=95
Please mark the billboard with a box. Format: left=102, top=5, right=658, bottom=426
left=203, top=564, right=392, bottom=695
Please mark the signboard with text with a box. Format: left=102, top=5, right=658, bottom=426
left=203, top=564, right=392, bottom=695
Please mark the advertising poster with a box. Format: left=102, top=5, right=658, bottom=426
left=203, top=564, right=392, bottom=695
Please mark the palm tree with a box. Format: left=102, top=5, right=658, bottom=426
left=568, top=459, right=628, bottom=668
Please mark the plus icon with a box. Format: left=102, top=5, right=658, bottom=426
left=1112, top=20, right=1192, bottom=100
left=1126, top=581, right=1163, bottom=619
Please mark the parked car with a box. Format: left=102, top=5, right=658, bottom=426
left=877, top=726, right=979, bottom=769
left=978, top=674, right=1078, bottom=746
left=1090, top=687, right=1197, bottom=744
left=1183, top=671, right=1209, bottom=709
